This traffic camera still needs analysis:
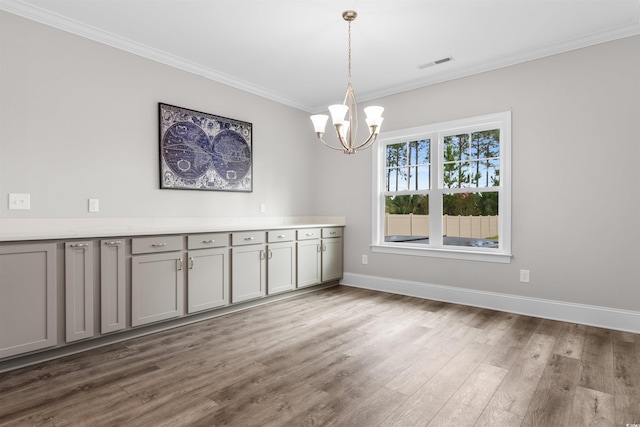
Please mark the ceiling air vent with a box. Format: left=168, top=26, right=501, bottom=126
left=418, top=56, right=454, bottom=70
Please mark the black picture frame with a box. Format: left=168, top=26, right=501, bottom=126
left=159, top=103, right=252, bottom=192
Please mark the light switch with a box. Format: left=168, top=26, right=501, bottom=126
left=89, top=198, right=99, bottom=213
left=9, top=193, right=30, bottom=210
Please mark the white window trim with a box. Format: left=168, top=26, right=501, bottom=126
left=371, top=111, right=512, bottom=263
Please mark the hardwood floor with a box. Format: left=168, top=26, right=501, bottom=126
left=1, top=285, right=638, bottom=426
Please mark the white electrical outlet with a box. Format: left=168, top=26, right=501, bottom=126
left=520, top=269, right=530, bottom=283
left=362, top=255, right=368, bottom=265
left=9, top=193, right=30, bottom=210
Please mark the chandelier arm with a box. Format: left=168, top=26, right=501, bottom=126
left=343, top=83, right=359, bottom=150
left=348, top=102, right=358, bottom=150
left=352, top=131, right=379, bottom=151
left=316, top=135, right=350, bottom=151
left=334, top=124, right=352, bottom=152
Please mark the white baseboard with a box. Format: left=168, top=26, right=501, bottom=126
left=341, top=273, right=640, bottom=334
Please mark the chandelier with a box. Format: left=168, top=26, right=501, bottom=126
left=310, top=10, right=384, bottom=154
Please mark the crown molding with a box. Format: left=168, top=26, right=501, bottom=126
left=348, top=20, right=640, bottom=109
left=3, top=0, right=640, bottom=114
left=0, top=0, right=310, bottom=111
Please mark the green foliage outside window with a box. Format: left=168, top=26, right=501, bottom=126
left=385, top=195, right=429, bottom=215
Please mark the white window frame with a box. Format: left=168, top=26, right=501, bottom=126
left=371, top=111, right=512, bottom=263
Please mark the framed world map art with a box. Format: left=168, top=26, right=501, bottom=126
left=159, top=103, right=252, bottom=192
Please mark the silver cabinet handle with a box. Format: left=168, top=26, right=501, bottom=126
left=277, top=235, right=286, bottom=238
left=70, top=243, right=88, bottom=248
left=188, top=257, right=194, bottom=269
left=268, top=249, right=273, bottom=259
left=177, top=258, right=183, bottom=271
left=244, top=237, right=255, bottom=241
left=152, top=243, right=167, bottom=248
left=317, top=244, right=321, bottom=253
left=104, top=241, right=121, bottom=246
left=306, top=233, right=315, bottom=236
left=202, top=239, right=216, bottom=244
left=322, top=244, right=327, bottom=252
left=260, top=250, right=266, bottom=260
left=329, top=231, right=337, bottom=235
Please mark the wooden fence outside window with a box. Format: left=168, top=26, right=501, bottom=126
left=385, top=214, right=498, bottom=239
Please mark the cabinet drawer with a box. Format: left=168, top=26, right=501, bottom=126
left=188, top=233, right=229, bottom=249
left=232, top=231, right=266, bottom=246
left=132, top=235, right=183, bottom=254
left=268, top=229, right=295, bottom=243
left=322, top=227, right=343, bottom=238
left=297, top=228, right=321, bottom=240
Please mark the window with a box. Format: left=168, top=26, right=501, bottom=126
left=372, top=112, right=511, bottom=263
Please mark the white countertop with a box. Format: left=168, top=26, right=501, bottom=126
left=0, top=216, right=346, bottom=242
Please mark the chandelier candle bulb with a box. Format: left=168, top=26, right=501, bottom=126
left=366, top=117, right=384, bottom=134
left=365, top=106, right=384, bottom=123
left=329, top=104, right=349, bottom=125
left=310, top=114, right=329, bottom=135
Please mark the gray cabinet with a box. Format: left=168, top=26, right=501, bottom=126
left=296, top=228, right=321, bottom=288
left=187, top=233, right=229, bottom=313
left=1, top=224, right=343, bottom=366
left=65, top=241, right=94, bottom=342
left=267, top=230, right=296, bottom=295
left=100, top=239, right=125, bottom=334
left=131, top=236, right=184, bottom=327
left=0, top=243, right=57, bottom=359
left=321, top=228, right=344, bottom=283
left=231, top=231, right=266, bottom=303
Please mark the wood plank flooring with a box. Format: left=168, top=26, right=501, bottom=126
left=0, top=285, right=638, bottom=426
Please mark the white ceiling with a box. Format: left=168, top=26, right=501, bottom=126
left=2, top=0, right=639, bottom=113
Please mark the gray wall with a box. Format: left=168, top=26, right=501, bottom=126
left=315, top=35, right=640, bottom=312
left=0, top=12, right=319, bottom=220
left=2, top=11, right=639, bottom=313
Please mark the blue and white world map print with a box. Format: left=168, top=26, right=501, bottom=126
left=160, top=104, right=252, bottom=192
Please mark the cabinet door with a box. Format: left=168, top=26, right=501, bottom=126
left=267, top=242, right=296, bottom=295
left=188, top=247, right=229, bottom=313
left=132, top=252, right=184, bottom=327
left=322, top=237, right=344, bottom=282
left=0, top=244, right=57, bottom=359
left=297, top=239, right=321, bottom=288
left=100, top=239, right=126, bottom=334
left=231, top=245, right=266, bottom=303
left=65, top=241, right=94, bottom=343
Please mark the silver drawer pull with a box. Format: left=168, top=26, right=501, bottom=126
left=151, top=243, right=167, bottom=247
left=306, top=233, right=315, bottom=236
left=277, top=235, right=286, bottom=238
left=70, top=243, right=89, bottom=248
left=104, top=241, right=121, bottom=246
left=202, top=239, right=216, bottom=244
left=244, top=237, right=255, bottom=241
left=329, top=231, right=337, bottom=235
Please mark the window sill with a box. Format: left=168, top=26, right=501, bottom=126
left=370, top=243, right=512, bottom=263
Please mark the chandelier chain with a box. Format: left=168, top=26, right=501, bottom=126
left=347, top=20, right=352, bottom=84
